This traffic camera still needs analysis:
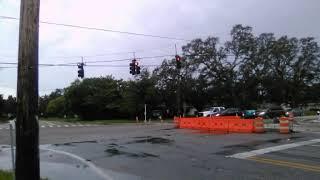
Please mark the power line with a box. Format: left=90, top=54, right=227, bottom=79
left=84, top=54, right=175, bottom=64
left=0, top=15, right=190, bottom=41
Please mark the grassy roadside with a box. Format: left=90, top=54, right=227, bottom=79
left=0, top=170, right=48, bottom=180
left=41, top=117, right=173, bottom=125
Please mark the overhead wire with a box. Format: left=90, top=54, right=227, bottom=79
left=0, top=15, right=190, bottom=41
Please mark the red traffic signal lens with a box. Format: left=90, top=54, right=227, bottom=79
left=175, top=55, right=181, bottom=61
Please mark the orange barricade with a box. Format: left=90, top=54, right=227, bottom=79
left=254, top=117, right=265, bottom=133
left=228, top=119, right=254, bottom=133
left=199, top=118, right=210, bottom=130
left=209, top=118, right=229, bottom=132
left=279, top=117, right=290, bottom=134
left=187, top=118, right=194, bottom=129
left=178, top=116, right=256, bottom=134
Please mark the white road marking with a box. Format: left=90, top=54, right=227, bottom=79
left=40, top=146, right=112, bottom=180
left=227, top=139, right=320, bottom=159
left=49, top=125, right=53, bottom=128
left=41, top=126, right=46, bottom=128
left=309, top=144, right=320, bottom=147
left=43, top=121, right=55, bottom=126
left=56, top=125, right=61, bottom=128
left=71, top=125, right=77, bottom=127
left=64, top=125, right=69, bottom=127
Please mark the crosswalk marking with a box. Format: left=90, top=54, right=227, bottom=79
left=0, top=122, right=103, bottom=130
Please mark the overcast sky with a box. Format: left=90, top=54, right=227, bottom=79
left=0, top=0, right=319, bottom=98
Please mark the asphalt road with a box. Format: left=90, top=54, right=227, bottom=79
left=0, top=121, right=320, bottom=180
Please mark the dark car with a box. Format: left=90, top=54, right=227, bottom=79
left=151, top=110, right=162, bottom=119
left=257, top=106, right=286, bottom=122
left=216, top=108, right=244, bottom=117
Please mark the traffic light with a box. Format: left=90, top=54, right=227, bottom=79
left=130, top=59, right=141, bottom=75
left=130, top=59, right=136, bottom=75
left=136, top=63, right=141, bottom=74
left=175, top=55, right=182, bottom=69
left=77, top=63, right=84, bottom=79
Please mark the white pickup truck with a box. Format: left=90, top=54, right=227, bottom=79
left=198, top=107, right=225, bottom=117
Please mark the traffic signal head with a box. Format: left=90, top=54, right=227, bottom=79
left=136, top=65, right=141, bottom=74
left=130, top=62, right=135, bottom=75
left=77, top=63, right=84, bottom=79
left=175, top=55, right=182, bottom=69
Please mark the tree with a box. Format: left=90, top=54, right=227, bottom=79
left=46, top=96, right=66, bottom=117
left=4, top=95, right=17, bottom=117
left=64, top=77, right=123, bottom=120
left=39, top=89, right=64, bottom=117
left=120, top=69, right=161, bottom=118
left=0, top=95, right=4, bottom=117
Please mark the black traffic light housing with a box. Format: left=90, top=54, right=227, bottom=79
left=175, top=55, right=182, bottom=69
left=136, top=65, right=141, bottom=74
left=130, top=59, right=136, bottom=75
left=130, top=59, right=141, bottom=75
left=78, top=63, right=84, bottom=79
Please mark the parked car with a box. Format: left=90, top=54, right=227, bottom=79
left=285, top=108, right=303, bottom=117
left=215, top=108, right=244, bottom=117
left=198, top=107, right=225, bottom=117
left=257, top=106, right=286, bottom=123
left=151, top=110, right=162, bottom=119
left=243, top=110, right=257, bottom=119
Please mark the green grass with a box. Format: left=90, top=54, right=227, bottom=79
left=0, top=170, right=12, bottom=180
left=0, top=170, right=48, bottom=180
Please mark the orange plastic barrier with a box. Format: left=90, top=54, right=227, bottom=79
left=279, top=117, right=290, bottom=134
left=177, top=116, right=255, bottom=133
left=229, top=119, right=254, bottom=133
left=254, top=117, right=265, bottom=133
left=209, top=119, right=228, bottom=132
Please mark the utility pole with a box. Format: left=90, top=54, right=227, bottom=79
left=175, top=44, right=181, bottom=117
left=144, top=104, right=147, bottom=123
left=16, top=0, right=40, bottom=180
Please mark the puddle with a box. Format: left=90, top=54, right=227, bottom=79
left=108, top=143, right=119, bottom=147
left=266, top=138, right=282, bottom=143
left=70, top=140, right=98, bottom=144
left=287, top=136, right=302, bottom=140
left=53, top=143, right=76, bottom=147
left=129, top=137, right=173, bottom=144
left=134, top=136, right=152, bottom=139
left=105, top=148, right=159, bottom=158
left=53, top=140, right=98, bottom=147
left=160, top=128, right=175, bottom=131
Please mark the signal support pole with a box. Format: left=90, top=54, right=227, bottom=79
left=16, top=0, right=40, bottom=180
left=175, top=44, right=181, bottom=117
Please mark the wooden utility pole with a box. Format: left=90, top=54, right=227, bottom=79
left=16, top=0, right=40, bottom=180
